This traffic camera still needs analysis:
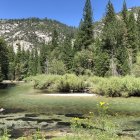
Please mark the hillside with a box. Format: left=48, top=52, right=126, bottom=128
left=0, top=18, right=76, bottom=51
left=0, top=6, right=139, bottom=51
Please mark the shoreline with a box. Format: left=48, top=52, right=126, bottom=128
left=42, top=93, right=97, bottom=97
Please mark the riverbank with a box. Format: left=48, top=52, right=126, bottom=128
left=26, top=74, right=140, bottom=97
left=41, top=93, right=97, bottom=97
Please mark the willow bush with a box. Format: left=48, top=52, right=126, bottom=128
left=25, top=75, right=140, bottom=97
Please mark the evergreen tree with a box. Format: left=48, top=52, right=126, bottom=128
left=8, top=46, right=15, bottom=80
left=50, top=29, right=61, bottom=59
left=73, top=49, right=94, bottom=75
left=0, top=38, right=9, bottom=80
left=15, top=45, right=22, bottom=64
left=101, top=1, right=129, bottom=76
left=74, top=0, right=93, bottom=50
left=15, top=63, right=21, bottom=80
left=61, top=35, right=74, bottom=72
left=74, top=20, right=85, bottom=51
left=116, top=20, right=130, bottom=75
left=82, top=0, right=93, bottom=48
left=122, top=0, right=128, bottom=25
left=34, top=47, right=39, bottom=75
left=40, top=45, right=48, bottom=73
left=94, top=39, right=110, bottom=76
left=104, top=0, right=116, bottom=24
left=28, top=49, right=37, bottom=76
left=37, top=56, right=42, bottom=74
left=102, top=0, right=117, bottom=76
left=137, top=10, right=140, bottom=50
left=14, top=45, right=22, bottom=80
left=127, top=12, right=138, bottom=74
left=28, top=50, right=34, bottom=76
left=51, top=29, right=59, bottom=50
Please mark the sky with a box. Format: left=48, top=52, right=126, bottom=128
left=0, top=0, right=140, bottom=27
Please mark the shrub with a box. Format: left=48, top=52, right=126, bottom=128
left=26, top=74, right=140, bottom=96
left=57, top=74, right=88, bottom=92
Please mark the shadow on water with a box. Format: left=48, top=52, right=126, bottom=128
left=0, top=83, right=16, bottom=98
left=0, top=83, right=16, bottom=89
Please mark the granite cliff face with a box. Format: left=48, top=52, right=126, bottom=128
left=0, top=18, right=75, bottom=51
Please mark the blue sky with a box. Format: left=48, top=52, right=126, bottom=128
left=0, top=0, right=140, bottom=27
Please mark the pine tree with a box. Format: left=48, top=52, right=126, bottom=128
left=102, top=0, right=117, bottom=76
left=104, top=0, right=116, bottom=24
left=127, top=12, right=138, bottom=74
left=34, top=47, right=39, bottom=75
left=0, top=38, right=9, bottom=80
left=137, top=10, right=140, bottom=50
left=116, top=20, right=130, bottom=75
left=101, top=1, right=129, bottom=76
left=61, top=35, right=74, bottom=72
left=122, top=0, right=128, bottom=25
left=74, top=20, right=85, bottom=51
left=82, top=0, right=93, bottom=48
left=51, top=29, right=59, bottom=50
left=74, top=0, right=93, bottom=50
left=8, top=46, right=15, bottom=80
left=15, top=45, right=22, bottom=64
left=28, top=49, right=34, bottom=76
left=37, top=56, right=42, bottom=74
left=14, top=45, right=22, bottom=80
left=40, top=45, right=48, bottom=73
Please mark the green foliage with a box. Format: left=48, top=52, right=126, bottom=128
left=0, top=66, right=3, bottom=82
left=1, top=1, right=140, bottom=81
left=69, top=102, right=120, bottom=140
left=127, top=12, right=138, bottom=62
left=137, top=10, right=140, bottom=50
left=89, top=76, right=140, bottom=97
left=104, top=0, right=116, bottom=24
left=102, top=2, right=130, bottom=76
left=132, top=53, right=140, bottom=76
left=49, top=59, right=67, bottom=75
left=57, top=74, right=88, bottom=92
left=73, top=49, right=94, bottom=75
left=74, top=0, right=93, bottom=50
left=28, top=74, right=140, bottom=97
left=0, top=38, right=9, bottom=81
left=8, top=47, right=15, bottom=80
left=61, top=35, right=74, bottom=72
left=0, top=128, right=11, bottom=140
left=32, top=74, right=88, bottom=93
left=122, top=0, right=128, bottom=25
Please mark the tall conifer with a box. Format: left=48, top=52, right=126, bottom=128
left=74, top=0, right=93, bottom=50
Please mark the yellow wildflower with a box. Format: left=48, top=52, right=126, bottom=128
left=100, top=101, right=106, bottom=106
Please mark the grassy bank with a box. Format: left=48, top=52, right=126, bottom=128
left=25, top=74, right=140, bottom=97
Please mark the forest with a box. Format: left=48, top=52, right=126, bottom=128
left=0, top=0, right=140, bottom=82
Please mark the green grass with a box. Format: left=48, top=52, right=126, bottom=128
left=0, top=82, right=140, bottom=116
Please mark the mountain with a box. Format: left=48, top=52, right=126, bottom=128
left=0, top=7, right=139, bottom=51
left=0, top=18, right=76, bottom=51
